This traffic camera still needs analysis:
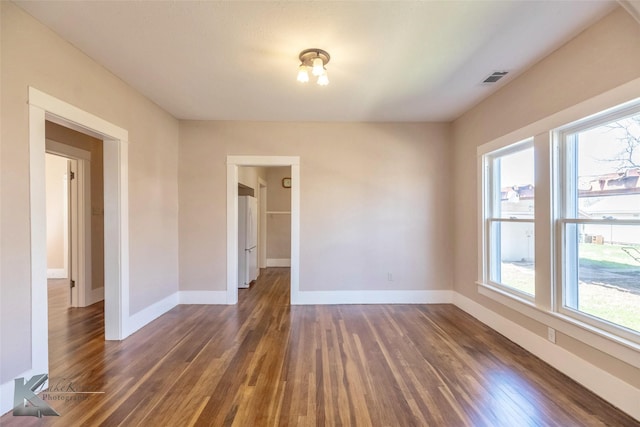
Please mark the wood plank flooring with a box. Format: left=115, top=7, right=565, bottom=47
left=2, top=268, right=637, bottom=426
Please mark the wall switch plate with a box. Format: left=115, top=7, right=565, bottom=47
left=387, top=273, right=393, bottom=281
left=547, top=327, right=556, bottom=343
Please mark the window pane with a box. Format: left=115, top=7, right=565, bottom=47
left=496, top=147, right=535, bottom=219
left=574, top=113, right=640, bottom=220
left=564, top=223, right=640, bottom=334
left=490, top=220, right=535, bottom=296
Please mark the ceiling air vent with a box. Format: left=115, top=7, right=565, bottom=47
left=482, top=71, right=508, bottom=84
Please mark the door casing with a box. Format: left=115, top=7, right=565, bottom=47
left=226, top=156, right=300, bottom=304
left=28, top=87, right=129, bottom=381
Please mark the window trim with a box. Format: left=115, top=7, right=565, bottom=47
left=554, top=106, right=640, bottom=343
left=476, top=77, right=640, bottom=368
left=482, top=138, right=535, bottom=300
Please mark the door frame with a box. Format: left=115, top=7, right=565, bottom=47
left=45, top=142, right=93, bottom=308
left=226, top=156, right=300, bottom=304
left=28, top=87, right=129, bottom=378
left=258, top=177, right=268, bottom=269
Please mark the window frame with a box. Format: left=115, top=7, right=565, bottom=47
left=554, top=105, right=640, bottom=344
left=482, top=138, right=536, bottom=301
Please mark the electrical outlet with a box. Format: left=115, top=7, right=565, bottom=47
left=547, top=327, right=556, bottom=343
left=387, top=273, right=393, bottom=281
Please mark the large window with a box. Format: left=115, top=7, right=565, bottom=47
left=479, top=93, right=640, bottom=366
left=484, top=140, right=535, bottom=298
left=557, top=107, right=640, bottom=338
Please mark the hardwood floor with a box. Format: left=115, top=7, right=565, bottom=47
left=2, top=268, right=637, bottom=426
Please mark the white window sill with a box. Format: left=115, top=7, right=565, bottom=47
left=476, top=281, right=640, bottom=369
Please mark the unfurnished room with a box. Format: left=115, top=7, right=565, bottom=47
left=1, top=1, right=639, bottom=425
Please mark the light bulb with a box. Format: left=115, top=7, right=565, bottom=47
left=312, top=57, right=324, bottom=76
left=317, top=70, right=329, bottom=86
left=296, top=65, right=309, bottom=83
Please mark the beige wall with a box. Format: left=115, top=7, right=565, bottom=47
left=266, top=167, right=291, bottom=212
left=0, top=2, right=179, bottom=382
left=451, top=7, right=640, bottom=389
left=266, top=167, right=291, bottom=259
left=46, top=122, right=105, bottom=290
left=238, top=166, right=266, bottom=193
left=179, top=121, right=452, bottom=293
left=45, top=154, right=68, bottom=272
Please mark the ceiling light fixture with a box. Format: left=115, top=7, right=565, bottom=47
left=297, top=48, right=330, bottom=86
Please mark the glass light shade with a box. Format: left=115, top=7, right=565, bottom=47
left=296, top=65, right=309, bottom=83
left=317, top=70, right=329, bottom=86
left=312, top=57, right=324, bottom=76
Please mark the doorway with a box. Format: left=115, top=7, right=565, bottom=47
left=226, top=156, right=300, bottom=305
left=236, top=167, right=291, bottom=294
left=45, top=154, right=70, bottom=285
left=45, top=135, right=97, bottom=309
left=45, top=153, right=77, bottom=308
left=28, top=87, right=130, bottom=378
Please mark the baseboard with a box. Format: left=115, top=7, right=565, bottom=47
left=266, top=258, right=291, bottom=267
left=452, top=292, right=640, bottom=422
left=292, top=289, right=453, bottom=305
left=179, top=290, right=228, bottom=304
left=47, top=268, right=67, bottom=279
left=85, top=286, right=104, bottom=306
left=126, top=293, right=179, bottom=338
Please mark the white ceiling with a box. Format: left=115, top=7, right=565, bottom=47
left=15, top=1, right=618, bottom=122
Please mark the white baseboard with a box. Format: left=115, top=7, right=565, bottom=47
left=452, top=292, right=640, bottom=422
left=47, top=268, right=67, bottom=279
left=266, top=258, right=290, bottom=267
left=292, top=289, right=453, bottom=305
left=179, top=290, right=228, bottom=304
left=126, top=293, right=179, bottom=338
